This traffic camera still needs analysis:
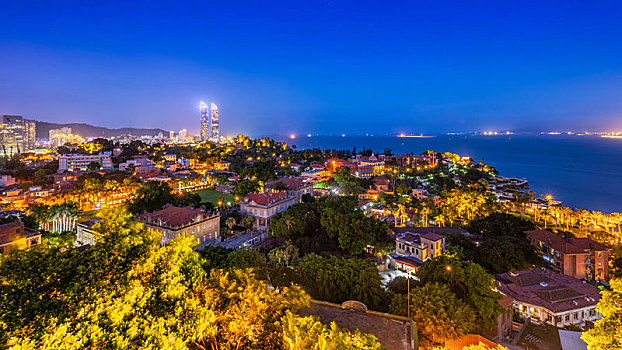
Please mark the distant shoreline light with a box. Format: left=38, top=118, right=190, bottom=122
left=397, top=133, right=435, bottom=138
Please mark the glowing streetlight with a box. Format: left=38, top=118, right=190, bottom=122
left=446, top=265, right=452, bottom=272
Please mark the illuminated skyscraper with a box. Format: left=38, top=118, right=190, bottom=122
left=1, top=115, right=36, bottom=153
left=178, top=129, right=187, bottom=143
left=210, top=103, right=219, bottom=140
left=200, top=101, right=209, bottom=141
left=199, top=101, right=220, bottom=141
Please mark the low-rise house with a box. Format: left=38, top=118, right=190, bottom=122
left=287, top=163, right=302, bottom=171
left=75, top=219, right=100, bottom=247
left=525, top=229, right=610, bottom=281
left=213, top=161, right=230, bottom=170
left=300, top=168, right=328, bottom=182
left=137, top=205, right=220, bottom=245
left=163, top=154, right=177, bottom=162
left=266, top=177, right=312, bottom=202
left=0, top=220, right=41, bottom=255
left=239, top=192, right=297, bottom=231
left=391, top=227, right=446, bottom=272
left=374, top=176, right=391, bottom=192
left=495, top=268, right=601, bottom=329
left=0, top=174, right=16, bottom=187
left=178, top=157, right=196, bottom=168
left=58, top=153, right=113, bottom=173
left=119, top=157, right=155, bottom=171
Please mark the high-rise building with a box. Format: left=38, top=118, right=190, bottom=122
left=49, top=127, right=83, bottom=149
left=199, top=101, right=220, bottom=141
left=1, top=115, right=36, bottom=154
left=23, top=119, right=36, bottom=150
left=178, top=129, right=187, bottom=143
left=210, top=103, right=219, bottom=140
left=169, top=130, right=175, bottom=141
left=200, top=101, right=209, bottom=141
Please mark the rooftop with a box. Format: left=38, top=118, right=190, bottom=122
left=138, top=205, right=217, bottom=229
left=244, top=191, right=290, bottom=206
left=266, top=177, right=310, bottom=191
left=525, top=229, right=610, bottom=254
left=495, top=268, right=601, bottom=314
left=392, top=226, right=456, bottom=241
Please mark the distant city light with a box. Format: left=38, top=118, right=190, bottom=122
left=289, top=134, right=296, bottom=139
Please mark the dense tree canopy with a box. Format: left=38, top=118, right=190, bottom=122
left=269, top=196, right=390, bottom=256
left=297, top=253, right=387, bottom=311
left=390, top=282, right=476, bottom=347
left=417, top=255, right=505, bottom=333
left=467, top=213, right=536, bottom=238
left=0, top=208, right=381, bottom=349
left=233, top=179, right=261, bottom=197
left=128, top=181, right=202, bottom=214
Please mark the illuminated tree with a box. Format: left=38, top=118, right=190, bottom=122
left=280, top=311, right=382, bottom=350
left=391, top=282, right=476, bottom=347
left=582, top=278, right=622, bottom=349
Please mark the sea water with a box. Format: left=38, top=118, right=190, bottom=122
left=281, top=134, right=622, bottom=213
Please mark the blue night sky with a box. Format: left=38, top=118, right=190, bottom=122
left=1, top=1, right=621, bottom=136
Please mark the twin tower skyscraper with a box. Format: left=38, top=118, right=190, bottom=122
left=200, top=101, right=219, bottom=141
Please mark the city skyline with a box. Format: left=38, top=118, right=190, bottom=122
left=200, top=101, right=220, bottom=141
left=1, top=2, right=622, bottom=135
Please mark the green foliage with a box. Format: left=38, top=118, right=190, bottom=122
left=445, top=232, right=477, bottom=260
left=281, top=310, right=382, bottom=350
left=297, top=254, right=387, bottom=311
left=127, top=181, right=176, bottom=214
left=234, top=179, right=261, bottom=197
left=417, top=255, right=504, bottom=333
left=390, top=283, right=476, bottom=347
left=466, top=213, right=543, bottom=273
left=270, top=197, right=390, bottom=256
left=86, top=161, right=101, bottom=171
left=0, top=207, right=343, bottom=350
left=199, top=246, right=266, bottom=273
left=333, top=167, right=364, bottom=196
left=476, top=235, right=543, bottom=273
left=582, top=278, right=622, bottom=350
left=467, top=213, right=536, bottom=238
left=385, top=276, right=416, bottom=295
left=128, top=181, right=203, bottom=214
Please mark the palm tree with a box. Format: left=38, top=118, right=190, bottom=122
left=225, top=217, right=236, bottom=230
left=283, top=215, right=295, bottom=231
left=434, top=214, right=447, bottom=227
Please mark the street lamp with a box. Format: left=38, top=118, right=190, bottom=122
left=407, top=268, right=413, bottom=320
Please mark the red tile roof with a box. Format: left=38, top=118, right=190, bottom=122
left=374, top=176, right=389, bottom=185
left=267, top=177, right=310, bottom=191
left=245, top=192, right=289, bottom=206
left=524, top=229, right=609, bottom=254
left=495, top=268, right=601, bottom=313
left=138, top=205, right=215, bottom=228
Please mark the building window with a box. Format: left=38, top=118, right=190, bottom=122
left=555, top=316, right=562, bottom=323
left=565, top=314, right=570, bottom=322
left=574, top=312, right=579, bottom=320
left=589, top=309, right=596, bottom=317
